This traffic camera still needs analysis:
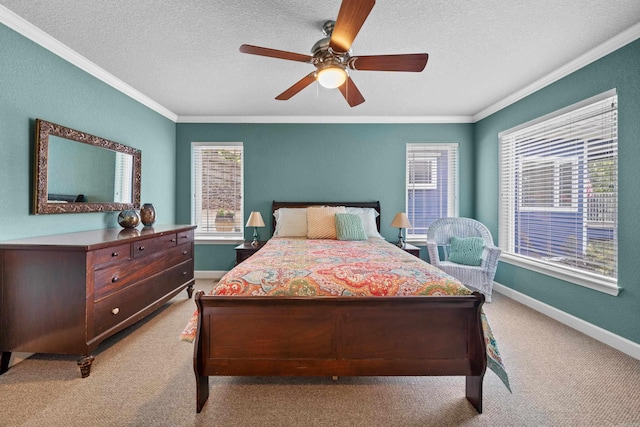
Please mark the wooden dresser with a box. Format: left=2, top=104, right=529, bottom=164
left=0, top=224, right=196, bottom=377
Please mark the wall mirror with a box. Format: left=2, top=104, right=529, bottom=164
left=33, top=119, right=141, bottom=214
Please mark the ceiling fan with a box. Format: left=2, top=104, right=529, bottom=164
left=239, top=0, right=429, bottom=107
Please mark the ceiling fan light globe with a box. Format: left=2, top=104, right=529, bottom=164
left=317, top=66, right=347, bottom=89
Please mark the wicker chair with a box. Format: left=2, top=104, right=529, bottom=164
left=426, top=217, right=501, bottom=302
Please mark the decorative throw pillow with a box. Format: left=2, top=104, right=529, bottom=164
left=335, top=213, right=368, bottom=241
left=448, top=237, right=485, bottom=266
left=307, top=206, right=346, bottom=239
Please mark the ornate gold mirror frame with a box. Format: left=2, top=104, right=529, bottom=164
left=34, top=119, right=141, bottom=214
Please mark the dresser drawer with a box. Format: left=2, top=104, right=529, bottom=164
left=177, top=229, right=194, bottom=244
left=132, top=233, right=178, bottom=258
left=94, top=243, right=193, bottom=300
left=93, top=243, right=132, bottom=268
left=93, top=259, right=194, bottom=336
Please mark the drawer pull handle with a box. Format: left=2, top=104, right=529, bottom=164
left=171, top=238, right=176, bottom=243
left=138, top=246, right=145, bottom=251
left=182, top=250, right=188, bottom=255
left=111, top=307, right=120, bottom=315
left=112, top=276, right=119, bottom=283
left=182, top=271, right=187, bottom=276
left=112, top=252, right=119, bottom=257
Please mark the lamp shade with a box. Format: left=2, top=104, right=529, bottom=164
left=245, top=211, right=265, bottom=228
left=390, top=212, right=412, bottom=229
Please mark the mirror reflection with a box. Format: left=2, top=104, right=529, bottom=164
left=34, top=119, right=141, bottom=214
left=48, top=135, right=134, bottom=204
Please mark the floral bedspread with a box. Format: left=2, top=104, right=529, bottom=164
left=180, top=238, right=510, bottom=391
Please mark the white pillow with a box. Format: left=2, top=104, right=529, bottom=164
left=345, top=207, right=383, bottom=239
left=273, top=208, right=307, bottom=237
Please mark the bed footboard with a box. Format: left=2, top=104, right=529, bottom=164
left=193, top=291, right=486, bottom=413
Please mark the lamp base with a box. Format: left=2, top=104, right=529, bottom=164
left=250, top=227, right=259, bottom=246
left=396, top=228, right=405, bottom=248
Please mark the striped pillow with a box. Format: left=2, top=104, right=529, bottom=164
left=307, top=206, right=345, bottom=239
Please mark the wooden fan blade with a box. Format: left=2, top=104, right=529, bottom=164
left=330, top=0, right=375, bottom=54
left=239, top=44, right=313, bottom=63
left=275, top=72, right=317, bottom=100
left=338, top=77, right=365, bottom=107
left=348, top=53, right=429, bottom=72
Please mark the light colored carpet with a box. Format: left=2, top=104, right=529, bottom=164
left=1, top=279, right=639, bottom=426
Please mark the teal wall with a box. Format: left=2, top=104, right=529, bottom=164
left=176, top=123, right=475, bottom=271
left=475, top=38, right=640, bottom=344
left=0, top=23, right=176, bottom=241
left=3, top=18, right=638, bottom=347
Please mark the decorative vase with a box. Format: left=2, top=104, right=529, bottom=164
left=118, top=210, right=140, bottom=228
left=140, top=203, right=157, bottom=226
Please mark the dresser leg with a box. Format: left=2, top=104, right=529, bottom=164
left=1, top=351, right=11, bottom=374
left=77, top=355, right=95, bottom=378
left=187, top=283, right=194, bottom=299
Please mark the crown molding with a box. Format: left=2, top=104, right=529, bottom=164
left=3, top=4, right=639, bottom=126
left=0, top=5, right=178, bottom=122
left=176, top=115, right=474, bottom=124
left=474, top=21, right=640, bottom=122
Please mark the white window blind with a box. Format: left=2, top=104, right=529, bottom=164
left=499, top=90, right=618, bottom=293
left=191, top=142, right=244, bottom=238
left=406, top=143, right=458, bottom=239
left=113, top=151, right=133, bottom=203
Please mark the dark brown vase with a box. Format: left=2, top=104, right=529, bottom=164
left=140, top=203, right=156, bottom=226
left=118, top=210, right=140, bottom=228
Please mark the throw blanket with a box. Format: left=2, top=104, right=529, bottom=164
left=180, top=238, right=510, bottom=391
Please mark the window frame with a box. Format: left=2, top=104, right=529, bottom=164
left=498, top=89, right=619, bottom=295
left=191, top=142, right=244, bottom=243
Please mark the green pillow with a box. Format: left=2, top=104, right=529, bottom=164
left=448, top=236, right=484, bottom=266
left=335, top=213, right=368, bottom=241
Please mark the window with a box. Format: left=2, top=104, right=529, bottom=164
left=406, top=143, right=458, bottom=239
left=191, top=142, right=244, bottom=239
left=114, top=151, right=133, bottom=203
left=520, top=157, right=577, bottom=211
left=499, top=90, right=618, bottom=294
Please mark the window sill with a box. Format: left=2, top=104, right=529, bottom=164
left=195, top=236, right=244, bottom=245
left=500, top=253, right=620, bottom=296
left=406, top=237, right=426, bottom=245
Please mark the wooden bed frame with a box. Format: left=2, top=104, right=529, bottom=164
left=193, top=202, right=487, bottom=413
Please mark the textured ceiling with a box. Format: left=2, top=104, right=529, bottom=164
left=2, top=1, right=640, bottom=121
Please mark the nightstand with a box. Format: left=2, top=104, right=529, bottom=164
left=235, top=241, right=266, bottom=264
left=401, top=243, right=421, bottom=258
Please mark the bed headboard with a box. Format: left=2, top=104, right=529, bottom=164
left=271, top=201, right=381, bottom=236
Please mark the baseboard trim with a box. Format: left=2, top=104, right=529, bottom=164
left=493, top=282, right=640, bottom=360
left=195, top=270, right=227, bottom=280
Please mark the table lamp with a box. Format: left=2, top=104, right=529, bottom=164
left=390, top=212, right=412, bottom=248
left=245, top=211, right=265, bottom=246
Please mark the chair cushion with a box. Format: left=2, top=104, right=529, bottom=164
left=449, top=236, right=484, bottom=266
